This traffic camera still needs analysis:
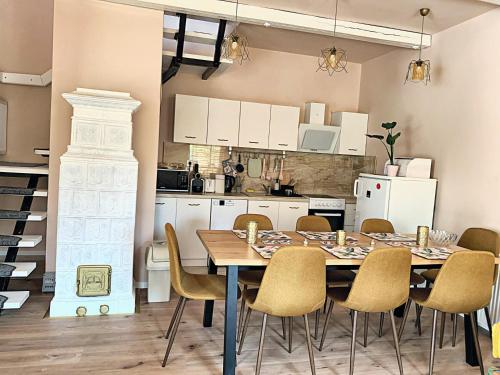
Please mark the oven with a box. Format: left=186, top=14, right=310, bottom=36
left=306, top=195, right=346, bottom=231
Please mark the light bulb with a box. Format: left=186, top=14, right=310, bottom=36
left=328, top=52, right=337, bottom=68
left=231, top=40, right=239, bottom=51
left=412, top=62, right=424, bottom=81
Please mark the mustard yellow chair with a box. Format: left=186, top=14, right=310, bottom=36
left=162, top=223, right=240, bottom=367
left=399, top=251, right=495, bottom=375
left=237, top=246, right=326, bottom=375
left=420, top=227, right=500, bottom=348
left=361, top=218, right=425, bottom=341
left=319, top=248, right=411, bottom=375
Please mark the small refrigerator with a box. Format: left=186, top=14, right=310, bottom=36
left=354, top=173, right=437, bottom=233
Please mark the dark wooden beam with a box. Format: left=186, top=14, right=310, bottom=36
left=202, top=19, right=227, bottom=80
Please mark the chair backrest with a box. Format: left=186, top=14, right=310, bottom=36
left=252, top=246, right=326, bottom=317
left=165, top=223, right=188, bottom=297
left=233, top=214, right=273, bottom=230
left=296, top=215, right=331, bottom=232
left=361, top=218, right=395, bottom=233
left=426, top=251, right=495, bottom=314
left=345, top=248, right=411, bottom=313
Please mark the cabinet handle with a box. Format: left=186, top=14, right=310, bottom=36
left=278, top=143, right=288, bottom=146
left=289, top=207, right=300, bottom=209
left=188, top=203, right=200, bottom=207
left=185, top=136, right=197, bottom=139
left=249, top=141, right=259, bottom=144
left=217, top=138, right=229, bottom=142
left=258, top=205, right=269, bottom=208
left=348, top=148, right=358, bottom=151
left=155, top=203, right=165, bottom=205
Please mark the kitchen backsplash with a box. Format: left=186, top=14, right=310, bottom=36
left=161, top=142, right=376, bottom=197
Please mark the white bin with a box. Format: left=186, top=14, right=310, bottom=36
left=146, top=241, right=171, bottom=303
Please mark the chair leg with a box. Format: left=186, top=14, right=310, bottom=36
left=349, top=310, right=359, bottom=375
left=237, top=285, right=248, bottom=343
left=282, top=317, right=287, bottom=340
left=378, top=313, right=385, bottom=337
left=237, top=307, right=252, bottom=355
left=255, top=313, right=268, bottom=375
left=303, top=314, right=317, bottom=375
left=389, top=310, right=404, bottom=375
left=485, top=306, right=493, bottom=339
left=319, top=299, right=334, bottom=351
left=165, top=296, right=183, bottom=339
left=314, top=309, right=320, bottom=340
left=470, top=312, right=485, bottom=375
left=416, top=305, right=422, bottom=336
left=162, top=297, right=187, bottom=367
left=452, top=314, right=458, bottom=347
left=428, top=309, right=438, bottom=375
left=398, top=299, right=412, bottom=341
left=363, top=312, right=369, bottom=347
left=439, top=312, right=446, bottom=349
left=288, top=317, right=293, bottom=353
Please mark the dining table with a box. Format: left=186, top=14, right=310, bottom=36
left=197, top=230, right=500, bottom=375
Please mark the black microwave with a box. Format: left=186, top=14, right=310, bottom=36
left=156, top=169, right=189, bottom=192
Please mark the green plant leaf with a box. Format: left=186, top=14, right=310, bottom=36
left=366, top=134, right=384, bottom=140
left=382, top=122, right=397, bottom=130
left=386, top=132, right=401, bottom=145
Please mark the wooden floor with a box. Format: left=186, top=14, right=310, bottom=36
left=1, top=280, right=499, bottom=374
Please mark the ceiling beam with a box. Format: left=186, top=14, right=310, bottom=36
left=102, top=0, right=431, bottom=49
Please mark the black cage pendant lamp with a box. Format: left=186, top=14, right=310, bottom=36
left=405, top=8, right=431, bottom=84
left=222, top=0, right=250, bottom=64
left=317, top=0, right=347, bottom=76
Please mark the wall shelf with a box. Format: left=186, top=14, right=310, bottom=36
left=0, top=69, right=52, bottom=87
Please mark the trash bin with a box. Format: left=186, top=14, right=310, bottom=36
left=146, top=241, right=171, bottom=303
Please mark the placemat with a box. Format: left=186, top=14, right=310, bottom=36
left=252, top=245, right=282, bottom=259
left=411, top=247, right=452, bottom=260
left=262, top=239, right=292, bottom=245
left=361, top=232, right=416, bottom=242
left=233, top=230, right=291, bottom=240
left=297, top=231, right=357, bottom=242
left=321, top=245, right=373, bottom=259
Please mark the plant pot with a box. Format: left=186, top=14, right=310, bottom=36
left=386, top=164, right=400, bottom=177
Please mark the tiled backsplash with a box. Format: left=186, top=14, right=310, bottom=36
left=161, top=143, right=376, bottom=197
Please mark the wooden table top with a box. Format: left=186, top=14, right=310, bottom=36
left=197, top=230, right=500, bottom=267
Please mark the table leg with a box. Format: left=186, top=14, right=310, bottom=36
left=203, top=258, right=218, bottom=327
left=223, top=265, right=238, bottom=375
left=464, top=312, right=479, bottom=366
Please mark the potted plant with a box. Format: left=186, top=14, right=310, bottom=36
left=367, top=121, right=401, bottom=177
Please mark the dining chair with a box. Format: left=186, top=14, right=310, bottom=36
left=233, top=214, right=281, bottom=342
left=297, top=215, right=356, bottom=338
left=399, top=251, right=495, bottom=375
left=319, top=247, right=411, bottom=375
left=360, top=218, right=425, bottom=342
left=420, top=228, right=500, bottom=347
left=162, top=223, right=241, bottom=367
left=237, top=246, right=326, bottom=375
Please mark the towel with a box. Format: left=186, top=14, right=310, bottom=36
left=0, top=210, right=31, bottom=220
left=0, top=235, right=21, bottom=246
left=0, top=263, right=16, bottom=277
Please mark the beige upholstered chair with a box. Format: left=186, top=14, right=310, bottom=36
left=319, top=248, right=411, bottom=375
left=162, top=223, right=240, bottom=367
left=296, top=215, right=332, bottom=232
left=238, top=246, right=326, bottom=375
left=361, top=218, right=425, bottom=341
left=399, top=251, right=495, bottom=375
left=420, top=227, right=500, bottom=347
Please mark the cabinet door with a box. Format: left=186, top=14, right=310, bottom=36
left=175, top=198, right=211, bottom=264
left=238, top=102, right=271, bottom=149
left=268, top=105, right=300, bottom=151
left=247, top=200, right=280, bottom=229
left=207, top=98, right=241, bottom=146
left=154, top=197, right=177, bottom=240
left=173, top=94, right=208, bottom=145
left=277, top=201, right=309, bottom=231
left=344, top=203, right=356, bottom=232
left=335, top=112, right=368, bottom=156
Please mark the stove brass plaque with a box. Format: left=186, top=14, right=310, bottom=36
left=76, top=265, right=111, bottom=297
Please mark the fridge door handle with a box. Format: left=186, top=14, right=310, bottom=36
left=354, top=179, right=360, bottom=197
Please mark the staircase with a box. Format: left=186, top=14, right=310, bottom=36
left=0, top=160, right=48, bottom=312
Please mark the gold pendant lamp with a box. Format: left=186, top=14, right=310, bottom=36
left=405, top=8, right=431, bottom=84
left=222, top=0, right=250, bottom=64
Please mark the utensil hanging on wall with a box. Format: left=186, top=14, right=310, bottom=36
left=261, top=155, right=267, bottom=180
left=266, top=155, right=273, bottom=180
left=278, top=157, right=284, bottom=181
left=248, top=153, right=262, bottom=178
left=235, top=153, right=245, bottom=173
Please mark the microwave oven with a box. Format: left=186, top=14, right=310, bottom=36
left=156, top=169, right=189, bottom=192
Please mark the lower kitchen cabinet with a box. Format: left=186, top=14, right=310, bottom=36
left=175, top=198, right=211, bottom=265
left=344, top=203, right=356, bottom=232
left=247, top=200, right=280, bottom=229
left=277, top=201, right=309, bottom=231
left=154, top=197, right=177, bottom=240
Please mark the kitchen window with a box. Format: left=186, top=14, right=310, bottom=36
left=189, top=145, right=226, bottom=175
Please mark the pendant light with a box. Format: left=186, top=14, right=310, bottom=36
left=222, top=0, right=250, bottom=64
left=317, top=0, right=347, bottom=76
left=405, top=8, right=431, bottom=84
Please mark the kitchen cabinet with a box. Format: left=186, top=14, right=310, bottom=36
left=344, top=203, right=356, bottom=232
left=154, top=197, right=177, bottom=240
left=206, top=98, right=241, bottom=146
left=175, top=198, right=211, bottom=265
left=238, top=102, right=271, bottom=149
left=332, top=112, right=368, bottom=156
left=173, top=94, right=209, bottom=145
left=268, top=105, right=300, bottom=151
left=247, top=200, right=280, bottom=229
left=277, top=201, right=309, bottom=231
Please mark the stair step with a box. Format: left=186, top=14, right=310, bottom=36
left=0, top=235, right=42, bottom=248
left=0, top=291, right=29, bottom=309
left=0, top=162, right=48, bottom=175
left=0, top=188, right=47, bottom=197
left=1, top=262, right=36, bottom=277
left=163, top=28, right=217, bottom=45
left=0, top=211, right=47, bottom=221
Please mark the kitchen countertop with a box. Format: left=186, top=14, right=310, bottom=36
left=156, top=192, right=309, bottom=203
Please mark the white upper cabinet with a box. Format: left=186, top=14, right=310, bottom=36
left=268, top=105, right=300, bottom=151
left=173, top=94, right=208, bottom=145
left=238, top=102, right=271, bottom=149
left=333, top=112, right=369, bottom=156
left=207, top=98, right=241, bottom=147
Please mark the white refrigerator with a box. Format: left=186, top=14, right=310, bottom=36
left=354, top=173, right=437, bottom=233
